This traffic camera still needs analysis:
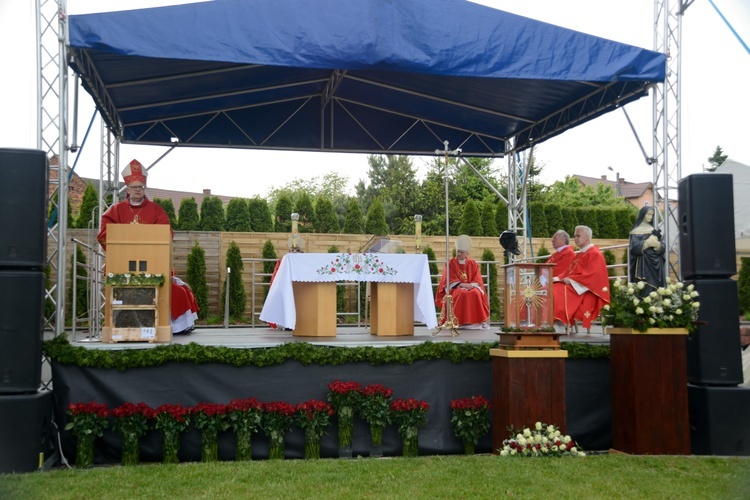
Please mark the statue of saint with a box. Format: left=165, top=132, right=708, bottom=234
left=628, top=206, right=666, bottom=295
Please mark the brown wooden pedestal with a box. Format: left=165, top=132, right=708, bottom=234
left=292, top=282, right=337, bottom=337
left=490, top=348, right=568, bottom=454
left=370, top=283, right=414, bottom=336
left=609, top=329, right=690, bottom=454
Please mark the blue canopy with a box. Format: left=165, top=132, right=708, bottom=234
left=68, top=0, right=665, bottom=156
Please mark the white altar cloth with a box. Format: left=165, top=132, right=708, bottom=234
left=260, top=253, right=438, bottom=329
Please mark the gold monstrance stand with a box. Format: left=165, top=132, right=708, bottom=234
left=433, top=141, right=461, bottom=337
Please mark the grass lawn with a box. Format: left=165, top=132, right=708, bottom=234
left=1, top=454, right=749, bottom=499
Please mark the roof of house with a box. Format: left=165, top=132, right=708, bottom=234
left=77, top=176, right=236, bottom=208
left=574, top=174, right=652, bottom=200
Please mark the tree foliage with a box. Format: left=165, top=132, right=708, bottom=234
left=528, top=201, right=548, bottom=237
left=365, top=198, right=389, bottom=235
left=199, top=196, right=225, bottom=231
left=186, top=242, right=209, bottom=319
left=314, top=197, right=340, bottom=233
left=459, top=198, right=483, bottom=236
left=66, top=245, right=88, bottom=324
left=543, top=175, right=623, bottom=208
left=225, top=198, right=250, bottom=232
left=481, top=199, right=497, bottom=237
left=356, top=155, right=420, bottom=234
left=177, top=197, right=200, bottom=231
left=738, top=257, right=750, bottom=316
left=596, top=208, right=619, bottom=239
left=248, top=197, right=273, bottom=232
left=221, top=241, right=246, bottom=320
left=275, top=195, right=293, bottom=233
left=261, top=240, right=277, bottom=300
left=153, top=197, right=177, bottom=229
left=342, top=198, right=365, bottom=234
left=481, top=248, right=501, bottom=322
left=706, top=145, right=728, bottom=172
left=76, top=183, right=99, bottom=229
left=544, top=203, right=564, bottom=236
left=294, top=192, right=315, bottom=233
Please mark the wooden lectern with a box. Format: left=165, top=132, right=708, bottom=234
left=370, top=283, right=414, bottom=336
left=102, top=224, right=172, bottom=343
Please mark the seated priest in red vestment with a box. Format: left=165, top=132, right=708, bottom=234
left=547, top=230, right=576, bottom=278
left=96, top=159, right=199, bottom=334
left=552, top=225, right=610, bottom=329
left=435, top=235, right=490, bottom=329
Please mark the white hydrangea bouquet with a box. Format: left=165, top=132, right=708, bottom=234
left=499, top=422, right=585, bottom=458
left=601, top=278, right=700, bottom=332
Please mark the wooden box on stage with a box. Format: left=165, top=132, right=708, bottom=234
left=502, top=262, right=554, bottom=330
left=371, top=283, right=414, bottom=336
left=102, top=224, right=172, bottom=343
left=292, top=282, right=337, bottom=337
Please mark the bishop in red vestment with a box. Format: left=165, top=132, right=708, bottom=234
left=546, top=230, right=576, bottom=278
left=435, top=235, right=490, bottom=329
left=552, top=226, right=610, bottom=329
left=97, top=160, right=199, bottom=333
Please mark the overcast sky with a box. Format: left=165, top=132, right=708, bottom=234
left=0, top=0, right=747, bottom=198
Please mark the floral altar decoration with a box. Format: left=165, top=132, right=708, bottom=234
left=358, top=384, right=394, bottom=457
left=601, top=278, right=700, bottom=333
left=154, top=404, right=191, bottom=464
left=449, top=395, right=491, bottom=455
left=191, top=403, right=230, bottom=462
left=499, top=422, right=585, bottom=458
left=227, top=398, right=263, bottom=461
left=261, top=401, right=296, bottom=459
left=65, top=401, right=110, bottom=467
left=391, top=397, right=430, bottom=457
left=295, top=399, right=334, bottom=459
left=327, top=380, right=362, bottom=457
left=105, top=272, right=166, bottom=287
left=111, top=402, right=155, bottom=466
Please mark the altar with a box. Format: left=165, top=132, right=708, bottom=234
left=260, top=253, right=438, bottom=335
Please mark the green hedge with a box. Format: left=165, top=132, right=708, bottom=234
left=43, top=335, right=609, bottom=370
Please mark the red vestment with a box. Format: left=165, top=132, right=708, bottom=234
left=546, top=246, right=575, bottom=278
left=97, top=198, right=199, bottom=326
left=552, top=246, right=610, bottom=328
left=435, top=257, right=490, bottom=325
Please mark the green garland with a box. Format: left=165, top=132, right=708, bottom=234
left=105, top=273, right=166, bottom=287
left=43, top=335, right=609, bottom=370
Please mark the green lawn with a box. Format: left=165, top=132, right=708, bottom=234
left=2, top=455, right=749, bottom=499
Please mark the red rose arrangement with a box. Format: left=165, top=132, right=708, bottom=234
left=449, top=395, right=491, bottom=455
left=295, top=399, right=334, bottom=459
left=391, top=398, right=430, bottom=457
left=358, top=384, right=393, bottom=452
left=261, top=401, right=296, bottom=459
left=327, top=380, right=362, bottom=450
left=154, top=404, right=191, bottom=464
left=191, top=402, right=230, bottom=462
left=111, top=402, right=155, bottom=466
left=65, top=401, right=110, bottom=467
left=227, top=397, right=263, bottom=461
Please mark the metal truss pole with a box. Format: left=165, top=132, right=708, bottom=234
left=37, top=0, right=70, bottom=338
left=506, top=139, right=528, bottom=262
left=653, top=0, right=693, bottom=279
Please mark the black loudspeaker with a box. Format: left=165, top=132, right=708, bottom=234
left=686, top=279, right=743, bottom=385
left=0, top=148, right=49, bottom=269
left=678, top=173, right=736, bottom=279
left=0, top=390, right=55, bottom=473
left=0, top=271, right=44, bottom=394
left=688, top=384, right=750, bottom=456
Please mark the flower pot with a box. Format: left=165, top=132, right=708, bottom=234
left=121, top=433, right=140, bottom=466
left=201, top=428, right=219, bottom=462
left=75, top=433, right=95, bottom=468
left=235, top=428, right=253, bottom=461
left=162, top=430, right=181, bottom=464
left=462, top=438, right=476, bottom=456
left=269, top=437, right=285, bottom=460
left=402, top=426, right=419, bottom=458
left=304, top=429, right=321, bottom=460
left=370, top=424, right=385, bottom=458
left=337, top=406, right=354, bottom=448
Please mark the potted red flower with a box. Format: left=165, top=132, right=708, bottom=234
left=154, top=404, right=191, bottom=464
left=227, top=397, right=263, bottom=461
left=65, top=401, right=109, bottom=467
left=295, top=399, right=334, bottom=459
left=391, top=398, right=429, bottom=457
left=261, top=401, right=296, bottom=459
left=358, top=384, right=393, bottom=457
left=449, top=395, right=491, bottom=455
left=111, top=402, right=155, bottom=466
left=327, top=380, right=361, bottom=458
left=191, top=402, right=229, bottom=462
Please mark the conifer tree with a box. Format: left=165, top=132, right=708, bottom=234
left=495, top=198, right=508, bottom=234
left=544, top=203, right=564, bottom=236
left=294, top=192, right=315, bottom=233
left=199, top=196, right=225, bottom=231
left=738, top=258, right=750, bottom=316
left=275, top=195, right=293, bottom=233
left=221, top=241, right=246, bottom=320
left=262, top=240, right=277, bottom=300
left=528, top=201, right=548, bottom=237
left=603, top=249, right=616, bottom=277
left=186, top=242, right=209, bottom=319
left=560, top=206, right=577, bottom=236
left=66, top=245, right=88, bottom=325
left=365, top=198, right=389, bottom=235
left=153, top=197, right=177, bottom=229
left=315, top=197, right=340, bottom=233
left=596, top=208, right=619, bottom=239
left=459, top=199, right=482, bottom=236
left=342, top=198, right=365, bottom=234
left=248, top=198, right=273, bottom=232
left=481, top=248, right=501, bottom=322
left=225, top=198, right=250, bottom=232
left=423, top=246, right=440, bottom=298
left=537, top=245, right=550, bottom=258
left=481, top=199, right=497, bottom=237
left=328, top=245, right=346, bottom=314
left=76, top=183, right=99, bottom=229
left=177, top=197, right=200, bottom=230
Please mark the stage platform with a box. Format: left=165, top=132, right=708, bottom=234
left=68, top=324, right=611, bottom=350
